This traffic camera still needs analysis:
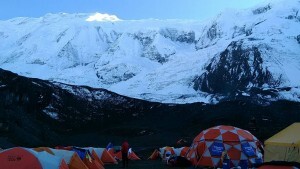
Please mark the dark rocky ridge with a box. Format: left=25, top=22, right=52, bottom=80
left=252, top=4, right=272, bottom=15
left=159, top=28, right=196, bottom=44
left=193, top=41, right=283, bottom=99
left=1, top=68, right=300, bottom=149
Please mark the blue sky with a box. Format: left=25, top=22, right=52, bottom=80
left=0, top=0, right=266, bottom=20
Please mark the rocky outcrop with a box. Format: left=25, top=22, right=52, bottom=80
left=252, top=4, right=272, bottom=15
left=285, top=9, right=300, bottom=21
left=159, top=28, right=195, bottom=44
left=193, top=41, right=281, bottom=94
left=1, top=68, right=300, bottom=149
left=196, top=22, right=222, bottom=49
left=96, top=63, right=139, bottom=84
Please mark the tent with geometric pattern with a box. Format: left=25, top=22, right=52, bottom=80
left=174, top=147, right=189, bottom=157
left=159, top=146, right=176, bottom=160
left=186, top=125, right=263, bottom=168
left=149, top=147, right=188, bottom=160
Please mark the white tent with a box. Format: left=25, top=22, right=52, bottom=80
left=26, top=148, right=68, bottom=169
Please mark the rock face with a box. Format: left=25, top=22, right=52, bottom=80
left=160, top=28, right=196, bottom=44
left=0, top=68, right=163, bottom=146
left=0, top=0, right=300, bottom=103
left=252, top=4, right=272, bottom=15
left=1, top=68, right=300, bottom=148
left=193, top=41, right=280, bottom=94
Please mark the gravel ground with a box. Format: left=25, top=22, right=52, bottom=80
left=105, top=160, right=192, bottom=169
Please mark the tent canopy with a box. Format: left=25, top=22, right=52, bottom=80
left=27, top=149, right=69, bottom=169
left=92, top=148, right=117, bottom=164
left=148, top=149, right=160, bottom=160
left=265, top=123, right=300, bottom=147
left=82, top=147, right=104, bottom=166
left=0, top=147, right=44, bottom=169
left=33, top=147, right=55, bottom=155
left=264, top=123, right=300, bottom=163
left=186, top=125, right=262, bottom=168
left=0, top=147, right=69, bottom=169
left=114, top=148, right=141, bottom=160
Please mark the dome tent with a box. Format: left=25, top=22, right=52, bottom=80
left=0, top=147, right=69, bottom=169
left=159, top=146, right=175, bottom=160
left=186, top=125, right=263, bottom=168
left=148, top=147, right=189, bottom=160
left=174, top=147, right=189, bottom=157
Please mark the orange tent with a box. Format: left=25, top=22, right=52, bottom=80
left=92, top=148, right=117, bottom=164
left=50, top=148, right=89, bottom=169
left=128, top=149, right=141, bottom=160
left=71, top=147, right=104, bottom=169
left=91, top=150, right=104, bottom=166
left=148, top=149, right=160, bottom=160
left=83, top=148, right=105, bottom=166
left=107, top=148, right=115, bottom=157
left=82, top=156, right=104, bottom=169
left=114, top=151, right=122, bottom=160
left=0, top=147, right=69, bottom=169
left=114, top=149, right=141, bottom=160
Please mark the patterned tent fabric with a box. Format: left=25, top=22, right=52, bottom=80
left=173, top=147, right=189, bottom=157
left=159, top=146, right=175, bottom=160
left=149, top=147, right=189, bottom=160
left=186, top=125, right=263, bottom=168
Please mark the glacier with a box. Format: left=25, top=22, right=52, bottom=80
left=0, top=0, right=300, bottom=103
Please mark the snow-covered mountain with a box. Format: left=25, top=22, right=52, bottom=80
left=0, top=0, right=300, bottom=103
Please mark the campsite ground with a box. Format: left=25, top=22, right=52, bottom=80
left=105, top=148, right=193, bottom=169
left=105, top=160, right=191, bottom=169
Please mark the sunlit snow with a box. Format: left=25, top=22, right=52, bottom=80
left=86, top=13, right=121, bottom=22
left=0, top=0, right=299, bottom=104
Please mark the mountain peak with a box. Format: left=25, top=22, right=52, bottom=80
left=0, top=0, right=299, bottom=104
left=86, top=12, right=121, bottom=22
